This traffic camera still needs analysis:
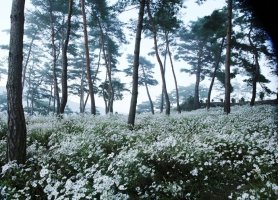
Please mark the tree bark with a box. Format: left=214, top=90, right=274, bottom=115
left=147, top=1, right=170, bottom=115
left=80, top=0, right=96, bottom=115
left=60, top=0, right=73, bottom=114
left=224, top=0, right=232, bottom=114
left=128, top=0, right=146, bottom=126
left=166, top=32, right=180, bottom=113
left=80, top=54, right=85, bottom=113
left=160, top=42, right=167, bottom=113
left=82, top=47, right=101, bottom=112
left=49, top=0, right=60, bottom=114
left=207, top=37, right=225, bottom=110
left=6, top=0, right=27, bottom=164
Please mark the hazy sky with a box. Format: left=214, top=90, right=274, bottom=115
left=0, top=0, right=276, bottom=114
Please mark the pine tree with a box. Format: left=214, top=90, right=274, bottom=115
left=6, top=0, right=27, bottom=164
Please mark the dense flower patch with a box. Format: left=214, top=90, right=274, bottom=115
left=0, top=105, right=277, bottom=199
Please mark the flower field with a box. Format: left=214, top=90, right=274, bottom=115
left=0, top=105, right=277, bottom=199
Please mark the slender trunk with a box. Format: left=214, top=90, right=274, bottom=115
left=97, top=18, right=114, bottom=114
left=80, top=0, right=96, bottom=115
left=142, top=65, right=154, bottom=114
left=147, top=1, right=170, bottom=115
left=160, top=42, right=167, bottom=113
left=22, top=37, right=34, bottom=91
left=48, top=83, right=53, bottom=114
left=31, top=86, right=34, bottom=115
left=80, top=60, right=85, bottom=113
left=207, top=37, right=225, bottom=110
left=224, top=0, right=232, bottom=114
left=194, top=67, right=201, bottom=110
left=82, top=47, right=101, bottom=112
left=166, top=32, right=180, bottom=113
left=60, top=0, right=73, bottom=114
left=128, top=0, right=146, bottom=126
left=49, top=0, right=60, bottom=114
left=102, top=79, right=109, bottom=114
left=194, top=46, right=203, bottom=110
left=248, top=26, right=260, bottom=106
left=26, top=66, right=32, bottom=114
left=107, top=52, right=114, bottom=113
left=6, top=0, right=27, bottom=164
left=26, top=92, right=30, bottom=114
left=250, top=54, right=260, bottom=106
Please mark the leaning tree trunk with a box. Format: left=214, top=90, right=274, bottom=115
left=128, top=0, right=146, bottom=126
left=82, top=47, right=101, bottom=112
left=97, top=17, right=114, bottom=114
left=60, top=0, right=73, bottom=114
left=22, top=36, right=34, bottom=91
left=147, top=1, right=170, bottom=115
left=80, top=0, right=96, bottom=115
left=6, top=0, right=27, bottom=164
left=224, top=0, right=232, bottom=114
left=207, top=37, right=225, bottom=110
left=166, top=32, right=181, bottom=113
left=142, top=65, right=154, bottom=114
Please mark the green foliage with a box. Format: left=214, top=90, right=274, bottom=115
left=180, top=96, right=195, bottom=111
left=124, top=55, right=158, bottom=87
left=137, top=101, right=154, bottom=113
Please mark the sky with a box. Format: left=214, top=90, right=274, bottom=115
left=0, top=0, right=277, bottom=114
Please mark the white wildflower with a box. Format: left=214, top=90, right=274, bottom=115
left=118, top=185, right=126, bottom=191
left=190, top=168, right=198, bottom=176
left=40, top=168, right=49, bottom=178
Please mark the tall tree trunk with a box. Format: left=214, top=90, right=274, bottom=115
left=128, top=0, right=146, bottom=126
left=26, top=66, right=32, bottom=114
left=30, top=86, right=34, bottom=115
left=224, top=0, right=232, bottom=114
left=48, top=83, right=53, bottom=114
left=49, top=0, right=60, bottom=115
left=107, top=52, right=114, bottom=113
left=142, top=65, right=154, bottom=114
left=80, top=56, right=85, bottom=113
left=166, top=32, right=180, bottom=113
left=147, top=1, right=170, bottom=115
left=160, top=42, right=167, bottom=113
left=97, top=18, right=114, bottom=114
left=207, top=37, right=225, bottom=110
left=194, top=46, right=203, bottom=110
left=82, top=47, right=101, bottom=112
left=248, top=26, right=260, bottom=106
left=6, top=0, right=27, bottom=164
left=60, top=0, right=73, bottom=114
left=80, top=0, right=96, bottom=115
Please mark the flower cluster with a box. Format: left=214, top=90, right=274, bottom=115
left=0, top=105, right=277, bottom=199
